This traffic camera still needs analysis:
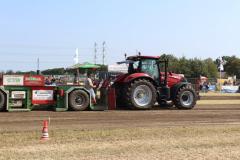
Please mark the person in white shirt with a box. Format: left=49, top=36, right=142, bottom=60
left=84, top=73, right=97, bottom=104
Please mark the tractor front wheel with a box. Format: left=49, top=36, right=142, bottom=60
left=126, top=79, right=156, bottom=109
left=0, top=91, right=6, bottom=111
left=174, top=85, right=196, bottom=109
left=69, top=90, right=90, bottom=111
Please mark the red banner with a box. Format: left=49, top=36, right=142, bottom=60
left=31, top=86, right=55, bottom=105
left=24, top=75, right=45, bottom=86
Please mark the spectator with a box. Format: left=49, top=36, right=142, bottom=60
left=51, top=76, right=56, bottom=86
left=203, top=81, right=209, bottom=92
left=84, top=73, right=97, bottom=104
left=223, top=80, right=227, bottom=86
left=45, top=76, right=51, bottom=85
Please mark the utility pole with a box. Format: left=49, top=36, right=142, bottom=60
left=94, top=42, right=97, bottom=64
left=217, top=56, right=226, bottom=93
left=102, top=41, right=106, bottom=65
left=37, top=58, right=40, bottom=74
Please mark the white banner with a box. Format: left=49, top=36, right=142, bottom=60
left=11, top=91, right=26, bottom=99
left=3, top=75, right=24, bottom=86
left=32, top=90, right=54, bottom=101
left=221, top=86, right=239, bottom=93
left=108, top=64, right=128, bottom=73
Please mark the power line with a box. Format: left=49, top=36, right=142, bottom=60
left=37, top=58, right=40, bottom=74
left=94, top=42, right=97, bottom=64
left=102, top=41, right=106, bottom=65
left=0, top=44, right=97, bottom=50
left=37, top=58, right=40, bottom=70
left=0, top=60, right=73, bottom=63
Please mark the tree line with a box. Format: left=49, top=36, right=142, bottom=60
left=1, top=55, right=240, bottom=79
left=0, top=65, right=108, bottom=76
left=160, top=54, right=240, bottom=79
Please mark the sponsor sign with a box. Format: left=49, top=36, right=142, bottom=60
left=24, top=75, right=45, bottom=86
left=3, top=75, right=24, bottom=86
left=11, top=91, right=26, bottom=99
left=32, top=90, right=54, bottom=101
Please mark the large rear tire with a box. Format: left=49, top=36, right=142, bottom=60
left=174, top=85, right=197, bottom=110
left=126, top=79, right=156, bottom=109
left=69, top=90, right=90, bottom=111
left=0, top=91, right=6, bottom=111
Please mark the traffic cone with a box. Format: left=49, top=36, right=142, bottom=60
left=40, top=120, right=49, bottom=141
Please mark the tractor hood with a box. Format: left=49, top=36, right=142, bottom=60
left=166, top=72, right=185, bottom=87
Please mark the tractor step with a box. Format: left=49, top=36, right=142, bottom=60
left=90, top=104, right=107, bottom=111
left=8, top=108, right=31, bottom=112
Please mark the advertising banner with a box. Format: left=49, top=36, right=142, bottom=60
left=11, top=91, right=26, bottom=99
left=3, top=75, right=24, bottom=86
left=24, top=75, right=45, bottom=86
left=32, top=90, right=53, bottom=100
left=32, top=87, right=55, bottom=104
left=221, top=86, right=239, bottom=93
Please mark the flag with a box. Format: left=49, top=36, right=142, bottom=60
left=217, top=57, right=226, bottom=72
left=74, top=48, right=79, bottom=64
left=219, top=63, right=224, bottom=72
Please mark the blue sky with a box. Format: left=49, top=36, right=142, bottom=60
left=0, top=0, right=240, bottom=71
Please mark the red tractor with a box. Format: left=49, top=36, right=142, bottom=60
left=113, top=55, right=198, bottom=109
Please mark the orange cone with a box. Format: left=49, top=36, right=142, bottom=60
left=41, top=120, right=49, bottom=141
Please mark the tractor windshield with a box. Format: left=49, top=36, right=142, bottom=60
left=128, top=58, right=159, bottom=80
left=141, top=59, right=159, bottom=80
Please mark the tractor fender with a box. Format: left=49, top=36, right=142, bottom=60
left=64, top=87, right=90, bottom=111
left=170, top=82, right=191, bottom=100
left=123, top=73, right=157, bottom=85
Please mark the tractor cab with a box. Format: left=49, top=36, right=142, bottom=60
left=118, top=55, right=169, bottom=87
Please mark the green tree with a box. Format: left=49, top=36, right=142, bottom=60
left=5, top=70, right=14, bottom=74
left=176, top=56, right=191, bottom=77
left=160, top=54, right=179, bottom=72
left=202, top=58, right=218, bottom=78
left=42, top=68, right=65, bottom=75
left=223, top=56, right=240, bottom=78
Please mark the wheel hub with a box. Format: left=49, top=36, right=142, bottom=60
left=133, top=85, right=152, bottom=107
left=180, top=91, right=194, bottom=107
left=75, top=96, right=84, bottom=106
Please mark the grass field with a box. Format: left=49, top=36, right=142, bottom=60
left=1, top=125, right=240, bottom=160
left=200, top=92, right=240, bottom=97
left=197, top=100, right=240, bottom=105
left=198, top=92, right=240, bottom=105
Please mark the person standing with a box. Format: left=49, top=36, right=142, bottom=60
left=84, top=73, right=97, bottom=104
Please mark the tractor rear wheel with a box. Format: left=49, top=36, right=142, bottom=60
left=174, top=85, right=196, bottom=109
left=0, top=91, right=6, bottom=111
left=126, top=79, right=156, bottom=109
left=69, top=90, right=90, bottom=111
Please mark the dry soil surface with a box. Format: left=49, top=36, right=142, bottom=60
left=1, top=104, right=240, bottom=160
left=0, top=104, right=240, bottom=132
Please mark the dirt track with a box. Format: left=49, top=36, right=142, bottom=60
left=0, top=104, right=240, bottom=132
